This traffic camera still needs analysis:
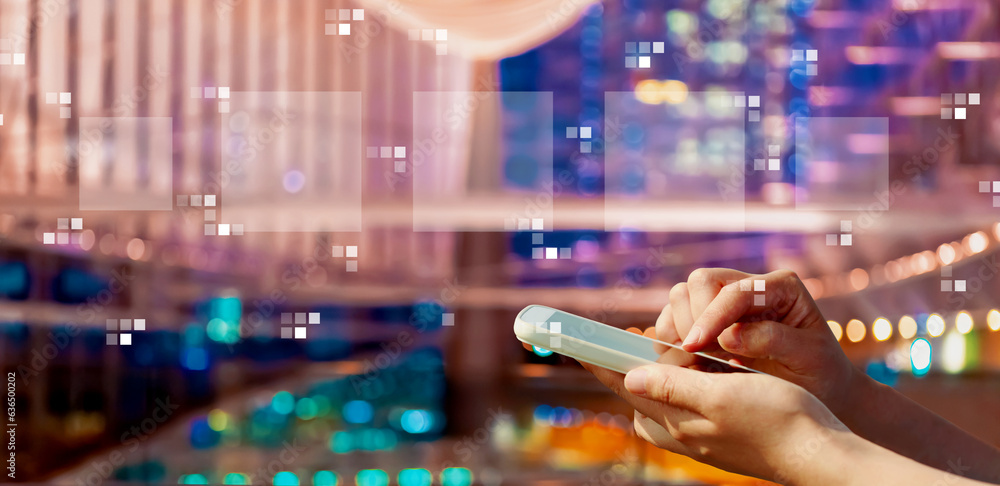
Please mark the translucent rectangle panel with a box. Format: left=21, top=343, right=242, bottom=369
left=221, top=91, right=363, bottom=232
left=604, top=91, right=746, bottom=232
left=794, top=117, right=889, bottom=211
left=78, top=117, right=173, bottom=210
left=412, top=91, right=553, bottom=232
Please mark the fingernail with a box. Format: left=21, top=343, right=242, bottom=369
left=624, top=368, right=648, bottom=396
left=682, top=327, right=702, bottom=348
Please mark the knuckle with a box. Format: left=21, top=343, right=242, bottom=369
left=687, top=268, right=714, bottom=287
left=668, top=282, right=689, bottom=304
left=774, top=268, right=800, bottom=283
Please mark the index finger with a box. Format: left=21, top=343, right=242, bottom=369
left=681, top=273, right=800, bottom=352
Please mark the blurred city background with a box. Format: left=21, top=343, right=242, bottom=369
left=1, top=0, right=1000, bottom=484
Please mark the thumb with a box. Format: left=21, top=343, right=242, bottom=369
left=718, top=321, right=812, bottom=363
left=623, top=364, right=711, bottom=412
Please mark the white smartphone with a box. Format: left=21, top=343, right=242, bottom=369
left=513, top=304, right=763, bottom=375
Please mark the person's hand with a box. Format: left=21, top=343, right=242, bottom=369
left=656, top=268, right=859, bottom=418
left=582, top=361, right=854, bottom=484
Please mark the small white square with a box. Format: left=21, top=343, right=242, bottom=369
left=280, top=328, right=293, bottom=339
left=60, top=92, right=71, bottom=104
left=394, top=146, right=406, bottom=158
left=218, top=224, right=231, bottom=236
left=806, top=49, right=818, bottom=61
left=638, top=56, right=651, bottom=68
left=60, top=107, right=71, bottom=119
left=43, top=233, right=55, bottom=244
left=546, top=247, right=558, bottom=259
left=749, top=96, right=760, bottom=107
left=218, top=87, right=230, bottom=99
left=346, top=260, right=358, bottom=272
left=57, top=233, right=69, bottom=244
left=549, top=322, right=561, bottom=334
left=768, top=145, right=780, bottom=157
left=955, top=107, right=966, bottom=120
left=204, top=87, right=216, bottom=98
left=739, top=279, right=752, bottom=291
left=309, top=312, right=320, bottom=324
left=134, top=319, right=145, bottom=331
left=394, top=161, right=406, bottom=173
left=531, top=248, right=544, bottom=259
left=120, top=333, right=132, bottom=345
left=749, top=110, right=760, bottom=122
left=435, top=29, right=447, bottom=41
left=518, top=218, right=529, bottom=230
left=840, top=220, right=852, bottom=232
left=58, top=218, right=69, bottom=230
left=332, top=245, right=344, bottom=257
left=120, top=319, right=132, bottom=331
left=969, top=93, right=980, bottom=105
left=346, top=245, right=358, bottom=257
left=768, top=159, right=780, bottom=171
left=580, top=127, right=592, bottom=138
left=13, top=53, right=24, bottom=65
left=753, top=280, right=765, bottom=292
left=753, top=295, right=765, bottom=306
left=71, top=218, right=83, bottom=230
left=325, top=24, right=336, bottom=35
left=754, top=159, right=765, bottom=171
left=442, top=313, right=455, bottom=326
left=0, top=114, right=4, bottom=126
left=826, top=234, right=838, bottom=246
left=380, top=146, right=391, bottom=158
left=421, top=29, right=434, bottom=41
left=980, top=181, right=991, bottom=193
left=840, top=234, right=852, bottom=246
left=566, top=127, right=578, bottom=138
left=941, top=280, right=953, bottom=292
left=218, top=101, right=230, bottom=113
left=791, top=49, right=804, bottom=62
left=653, top=42, right=664, bottom=53
left=436, top=44, right=447, bottom=56
left=339, top=23, right=350, bottom=35
left=955, top=280, right=966, bottom=292
left=532, top=218, right=544, bottom=230
left=294, top=327, right=307, bottom=339
left=580, top=141, right=591, bottom=153
left=295, top=313, right=306, bottom=324
left=205, top=195, right=216, bottom=207
left=559, top=248, right=572, bottom=259
left=353, top=9, right=364, bottom=20
left=191, top=195, right=202, bottom=206
left=993, top=181, right=1000, bottom=193
left=204, top=224, right=216, bottom=236
left=339, top=8, right=351, bottom=20
left=954, top=93, right=967, bottom=105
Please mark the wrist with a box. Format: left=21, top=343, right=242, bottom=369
left=833, top=365, right=878, bottom=429
left=775, top=421, right=873, bottom=486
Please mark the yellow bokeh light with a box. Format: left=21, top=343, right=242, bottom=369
left=955, top=311, right=973, bottom=334
left=988, top=310, right=1000, bottom=331
left=898, top=315, right=918, bottom=339
left=827, top=320, right=843, bottom=341
left=846, top=319, right=866, bottom=343
left=872, top=318, right=892, bottom=341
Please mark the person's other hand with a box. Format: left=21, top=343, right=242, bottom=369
left=657, top=268, right=858, bottom=418
left=582, top=361, right=852, bottom=484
